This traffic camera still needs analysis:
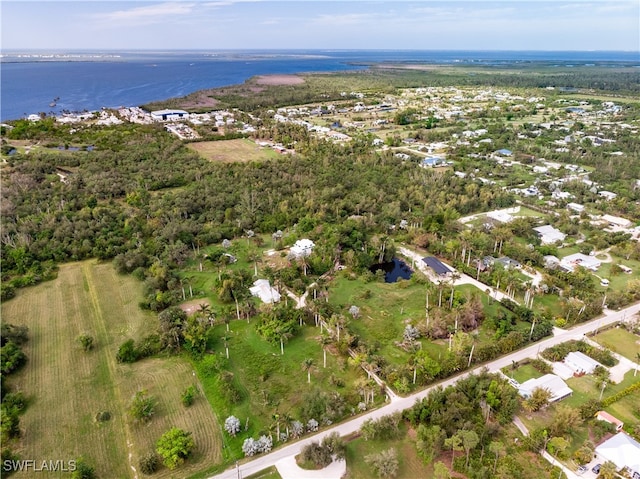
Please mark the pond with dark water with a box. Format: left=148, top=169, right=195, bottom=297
left=370, top=258, right=413, bottom=283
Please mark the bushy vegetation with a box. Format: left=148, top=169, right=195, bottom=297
left=541, top=340, right=618, bottom=366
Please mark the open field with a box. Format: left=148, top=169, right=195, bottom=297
left=502, top=363, right=542, bottom=384
left=1, top=261, right=222, bottom=478
left=343, top=428, right=435, bottom=479
left=593, top=327, right=640, bottom=362
left=193, top=320, right=372, bottom=467
left=187, top=138, right=282, bottom=163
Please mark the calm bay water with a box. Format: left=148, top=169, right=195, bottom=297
left=1, top=50, right=638, bottom=121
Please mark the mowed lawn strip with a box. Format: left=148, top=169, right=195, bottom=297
left=187, top=138, right=282, bottom=163
left=3, top=262, right=131, bottom=478
left=2, top=261, right=222, bottom=478
left=593, top=327, right=640, bottom=362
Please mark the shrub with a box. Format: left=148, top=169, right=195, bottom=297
left=181, top=385, right=197, bottom=407
left=0, top=342, right=27, bottom=375
left=530, top=358, right=552, bottom=374
left=602, top=381, right=640, bottom=406
left=300, top=442, right=332, bottom=469
left=77, top=334, right=95, bottom=352
left=139, top=452, right=160, bottom=475
left=116, top=339, right=138, bottom=363
left=156, top=428, right=194, bottom=470
left=128, top=390, right=156, bottom=423
left=95, top=411, right=111, bottom=422
left=224, top=416, right=241, bottom=436
left=71, top=458, right=96, bottom=479
left=365, top=448, right=399, bottom=478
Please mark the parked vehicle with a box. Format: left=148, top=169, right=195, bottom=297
left=592, top=464, right=602, bottom=474
left=577, top=465, right=588, bottom=475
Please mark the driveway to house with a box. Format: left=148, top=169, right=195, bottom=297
left=208, top=301, right=640, bottom=479
left=398, top=246, right=514, bottom=303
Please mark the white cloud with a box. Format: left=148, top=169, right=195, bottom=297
left=312, top=12, right=384, bottom=26
left=94, top=2, right=196, bottom=26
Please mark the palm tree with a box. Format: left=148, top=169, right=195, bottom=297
left=489, top=441, right=505, bottom=474
left=275, top=324, right=293, bottom=355
left=319, top=333, right=332, bottom=368
left=221, top=333, right=231, bottom=359
left=598, top=461, right=618, bottom=479
left=302, top=358, right=314, bottom=384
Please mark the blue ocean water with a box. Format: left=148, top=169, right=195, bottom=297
left=1, top=50, right=638, bottom=121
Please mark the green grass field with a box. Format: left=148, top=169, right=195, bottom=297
left=502, top=363, right=542, bottom=384
left=187, top=138, right=282, bottom=163
left=1, top=261, right=222, bottom=478
left=593, top=327, right=640, bottom=362
left=343, top=429, right=436, bottom=479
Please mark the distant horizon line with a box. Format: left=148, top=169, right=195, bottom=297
left=2, top=48, right=639, bottom=53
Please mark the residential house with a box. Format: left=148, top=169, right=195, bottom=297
left=567, top=203, right=585, bottom=213
left=595, top=433, right=640, bottom=478
left=495, top=257, right=521, bottom=269
left=596, top=411, right=624, bottom=432
left=421, top=157, right=444, bottom=168
left=290, top=239, right=315, bottom=259
left=564, top=351, right=603, bottom=375
left=599, top=190, right=618, bottom=201
left=601, top=214, right=632, bottom=229
left=249, top=279, right=281, bottom=304
left=422, top=257, right=452, bottom=277
left=560, top=253, right=601, bottom=272
left=533, top=225, right=567, bottom=245
left=518, top=374, right=573, bottom=403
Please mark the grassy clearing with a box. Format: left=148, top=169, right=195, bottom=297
left=344, top=429, right=435, bottom=479
left=187, top=138, right=281, bottom=163
left=593, top=327, right=640, bottom=362
left=502, top=363, right=542, bottom=384
left=194, top=319, right=373, bottom=466
left=1, top=261, right=222, bottom=478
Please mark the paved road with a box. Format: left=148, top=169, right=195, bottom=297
left=209, top=301, right=640, bottom=479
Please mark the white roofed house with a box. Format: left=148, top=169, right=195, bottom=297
left=249, top=279, right=280, bottom=304
left=533, top=225, right=566, bottom=245
left=560, top=253, right=601, bottom=272
left=567, top=202, right=585, bottom=213
left=564, top=351, right=603, bottom=375
left=518, top=374, right=572, bottom=403
left=289, top=239, right=315, bottom=259
left=601, top=214, right=632, bottom=229
left=595, top=433, right=640, bottom=478
left=598, top=190, right=617, bottom=201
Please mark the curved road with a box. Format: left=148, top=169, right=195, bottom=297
left=209, top=301, right=640, bottom=479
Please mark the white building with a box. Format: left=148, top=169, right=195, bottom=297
left=564, top=351, right=602, bottom=375
left=595, top=433, right=640, bottom=477
left=560, top=253, right=601, bottom=272
left=289, top=239, right=315, bottom=259
left=249, top=279, right=280, bottom=304
left=151, top=109, right=189, bottom=121
left=601, top=214, right=632, bottom=229
left=567, top=203, right=585, bottom=213
left=518, top=374, right=573, bottom=403
left=598, top=190, right=617, bottom=201
left=533, top=225, right=566, bottom=245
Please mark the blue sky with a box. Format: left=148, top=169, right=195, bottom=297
left=2, top=1, right=638, bottom=51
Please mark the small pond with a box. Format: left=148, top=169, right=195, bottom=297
left=370, top=258, right=413, bottom=283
